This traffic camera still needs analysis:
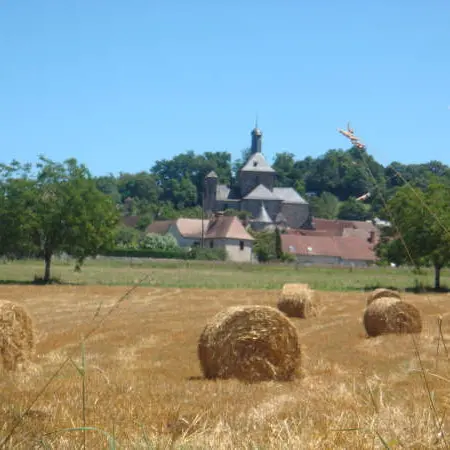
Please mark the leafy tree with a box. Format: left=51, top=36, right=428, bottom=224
left=309, top=191, right=340, bottom=219
left=117, top=171, right=161, bottom=204
left=95, top=175, right=121, bottom=204
left=0, top=157, right=119, bottom=282
left=251, top=230, right=276, bottom=262
left=136, top=213, right=153, bottom=231
left=385, top=183, right=450, bottom=290
left=114, top=226, right=142, bottom=249
left=338, top=197, right=372, bottom=221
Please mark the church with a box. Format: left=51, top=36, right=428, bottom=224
left=204, top=125, right=312, bottom=230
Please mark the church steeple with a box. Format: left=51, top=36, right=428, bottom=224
left=250, top=118, right=262, bottom=154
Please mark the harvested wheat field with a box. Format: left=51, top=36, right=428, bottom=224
left=1, top=285, right=450, bottom=449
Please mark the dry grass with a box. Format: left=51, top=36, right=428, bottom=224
left=0, top=285, right=450, bottom=448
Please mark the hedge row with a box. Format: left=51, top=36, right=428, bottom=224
left=101, top=247, right=227, bottom=261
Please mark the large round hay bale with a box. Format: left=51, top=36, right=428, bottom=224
left=277, top=283, right=315, bottom=318
left=366, top=288, right=401, bottom=306
left=198, top=305, right=301, bottom=382
left=0, top=300, right=35, bottom=371
left=363, top=297, right=422, bottom=337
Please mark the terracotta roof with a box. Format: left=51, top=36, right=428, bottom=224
left=121, top=215, right=140, bottom=228
left=205, top=215, right=254, bottom=241
left=145, top=220, right=175, bottom=234
left=312, top=218, right=355, bottom=235
left=281, top=234, right=377, bottom=262
left=175, top=218, right=210, bottom=238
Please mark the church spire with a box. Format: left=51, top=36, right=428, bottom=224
left=250, top=119, right=262, bottom=154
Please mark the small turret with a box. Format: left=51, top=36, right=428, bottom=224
left=204, top=171, right=218, bottom=216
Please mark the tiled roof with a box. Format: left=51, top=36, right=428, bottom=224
left=121, top=215, right=140, bottom=228
left=281, top=234, right=377, bottom=261
left=243, top=184, right=279, bottom=201
left=273, top=187, right=308, bottom=204
left=175, top=218, right=210, bottom=238
left=240, top=153, right=276, bottom=173
left=312, top=218, right=356, bottom=236
left=205, top=215, right=254, bottom=241
left=145, top=220, right=175, bottom=235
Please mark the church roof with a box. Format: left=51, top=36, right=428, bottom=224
left=240, top=152, right=276, bottom=173
left=243, top=184, right=279, bottom=201
left=273, top=187, right=308, bottom=204
left=275, top=212, right=288, bottom=224
left=216, top=184, right=241, bottom=201
left=205, top=170, right=218, bottom=178
left=254, top=202, right=273, bottom=223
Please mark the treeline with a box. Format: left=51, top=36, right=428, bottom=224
left=94, top=147, right=450, bottom=227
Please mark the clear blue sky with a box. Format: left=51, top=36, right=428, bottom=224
left=1, top=1, right=449, bottom=176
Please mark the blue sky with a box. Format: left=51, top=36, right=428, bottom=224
left=1, top=1, right=449, bottom=176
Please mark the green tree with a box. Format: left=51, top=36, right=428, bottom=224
left=114, top=226, right=142, bottom=249
left=309, top=191, right=340, bottom=219
left=385, top=183, right=450, bottom=290
left=338, top=197, right=372, bottom=221
left=0, top=157, right=119, bottom=282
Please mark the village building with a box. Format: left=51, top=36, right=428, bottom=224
left=145, top=213, right=254, bottom=262
left=281, top=218, right=379, bottom=267
left=203, top=125, right=312, bottom=230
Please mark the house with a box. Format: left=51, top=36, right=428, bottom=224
left=281, top=233, right=377, bottom=267
left=145, top=214, right=254, bottom=262
left=204, top=213, right=254, bottom=262
left=289, top=218, right=381, bottom=245
left=203, top=124, right=312, bottom=230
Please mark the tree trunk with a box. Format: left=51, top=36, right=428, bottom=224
left=434, top=265, right=441, bottom=291
left=44, top=251, right=52, bottom=282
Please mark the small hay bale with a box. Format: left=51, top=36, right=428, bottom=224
left=277, top=283, right=315, bottom=318
left=366, top=288, right=402, bottom=306
left=0, top=300, right=35, bottom=371
left=198, top=305, right=301, bottom=382
left=363, top=297, right=422, bottom=337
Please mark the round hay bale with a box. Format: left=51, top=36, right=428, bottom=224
left=366, top=288, right=401, bottom=306
left=363, top=297, right=422, bottom=337
left=277, top=283, right=315, bottom=318
left=0, top=300, right=35, bottom=371
left=198, top=305, right=301, bottom=382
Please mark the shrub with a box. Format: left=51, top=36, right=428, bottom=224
left=139, top=233, right=179, bottom=251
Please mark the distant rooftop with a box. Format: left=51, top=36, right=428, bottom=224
left=240, top=152, right=275, bottom=173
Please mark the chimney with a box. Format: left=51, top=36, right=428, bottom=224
left=368, top=230, right=376, bottom=243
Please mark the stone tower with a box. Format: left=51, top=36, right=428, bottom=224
left=203, top=170, right=218, bottom=216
